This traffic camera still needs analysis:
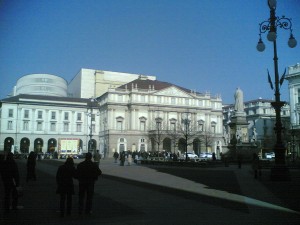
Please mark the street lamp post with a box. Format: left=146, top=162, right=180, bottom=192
left=256, top=0, right=297, bottom=181
left=87, top=98, right=99, bottom=154
left=155, top=117, right=162, bottom=157
left=182, top=112, right=191, bottom=162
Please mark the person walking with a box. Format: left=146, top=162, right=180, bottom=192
left=76, top=152, right=102, bottom=215
left=252, top=153, right=261, bottom=179
left=26, top=151, right=37, bottom=182
left=113, top=151, right=119, bottom=163
left=0, top=151, right=21, bottom=212
left=120, top=151, right=125, bottom=166
left=93, top=150, right=101, bottom=167
left=127, top=153, right=132, bottom=166
left=56, top=157, right=76, bottom=217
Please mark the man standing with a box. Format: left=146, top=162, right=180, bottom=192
left=93, top=150, right=101, bottom=167
left=0, top=151, right=20, bottom=212
left=76, top=152, right=102, bottom=215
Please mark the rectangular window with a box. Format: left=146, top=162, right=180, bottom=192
left=7, top=121, right=13, bottom=130
left=140, top=95, right=145, bottom=102
left=171, top=97, right=176, bottom=105
left=64, top=112, right=69, bottom=120
left=50, top=122, right=56, bottom=131
left=37, top=121, right=42, bottom=131
left=117, top=121, right=123, bottom=130
left=185, top=98, right=189, bottom=105
left=140, top=121, right=145, bottom=131
left=77, top=113, right=82, bottom=121
left=24, top=110, right=29, bottom=119
left=76, top=123, right=82, bottom=132
left=298, top=89, right=300, bottom=103
left=118, top=94, right=123, bottom=102
left=198, top=123, right=203, bottom=131
left=51, top=111, right=56, bottom=120
left=92, top=124, right=95, bottom=133
left=156, top=122, right=162, bottom=130
left=211, top=126, right=216, bottom=133
left=157, top=96, right=161, bottom=103
left=91, top=114, right=95, bottom=122
left=170, top=123, right=176, bottom=131
left=23, top=121, right=29, bottom=131
left=8, top=109, right=13, bottom=117
left=63, top=123, right=69, bottom=132
left=38, top=111, right=43, bottom=119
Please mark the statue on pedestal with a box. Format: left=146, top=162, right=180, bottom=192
left=234, top=87, right=244, bottom=112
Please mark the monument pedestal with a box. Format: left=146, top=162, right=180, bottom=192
left=227, top=111, right=259, bottom=161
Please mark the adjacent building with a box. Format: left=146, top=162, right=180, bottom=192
left=67, top=68, right=156, bottom=99
left=0, top=94, right=99, bottom=156
left=223, top=98, right=290, bottom=155
left=286, top=62, right=300, bottom=159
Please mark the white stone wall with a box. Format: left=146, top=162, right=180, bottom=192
left=0, top=98, right=98, bottom=154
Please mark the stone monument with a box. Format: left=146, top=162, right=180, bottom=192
left=230, top=88, right=248, bottom=143
left=227, top=88, right=258, bottom=161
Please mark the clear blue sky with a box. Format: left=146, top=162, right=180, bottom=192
left=0, top=0, right=299, bottom=103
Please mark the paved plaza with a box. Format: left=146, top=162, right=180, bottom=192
left=0, top=158, right=299, bottom=225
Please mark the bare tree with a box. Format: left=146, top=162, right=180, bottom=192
left=148, top=117, right=165, bottom=157
left=200, top=128, right=215, bottom=153
left=176, top=113, right=203, bottom=161
left=166, top=123, right=181, bottom=156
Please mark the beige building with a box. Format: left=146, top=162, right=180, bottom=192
left=97, top=77, right=224, bottom=158
left=68, top=68, right=156, bottom=98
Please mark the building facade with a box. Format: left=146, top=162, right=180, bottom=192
left=286, top=62, right=300, bottom=159
left=68, top=68, right=156, bottom=99
left=97, top=77, right=224, bottom=158
left=0, top=94, right=100, bottom=156
left=223, top=98, right=290, bottom=156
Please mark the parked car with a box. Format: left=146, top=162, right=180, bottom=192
left=187, top=153, right=198, bottom=159
left=179, top=153, right=198, bottom=160
left=199, top=152, right=212, bottom=160
left=265, top=152, right=275, bottom=159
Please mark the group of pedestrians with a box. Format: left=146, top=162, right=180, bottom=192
left=0, top=151, right=102, bottom=218
left=56, top=152, right=102, bottom=217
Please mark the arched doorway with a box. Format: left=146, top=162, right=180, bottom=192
left=34, top=138, right=44, bottom=153
left=193, top=138, right=201, bottom=156
left=4, top=137, right=14, bottom=152
left=178, top=138, right=186, bottom=154
left=163, top=138, right=171, bottom=152
left=20, top=137, right=30, bottom=153
left=47, top=138, right=57, bottom=153
left=117, top=138, right=126, bottom=153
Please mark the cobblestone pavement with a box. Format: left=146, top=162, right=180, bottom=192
left=1, top=158, right=299, bottom=225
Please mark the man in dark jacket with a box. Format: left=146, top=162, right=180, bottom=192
left=0, top=151, right=20, bottom=212
left=56, top=157, right=76, bottom=217
left=76, top=152, right=102, bottom=215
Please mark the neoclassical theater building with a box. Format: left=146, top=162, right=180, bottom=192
left=97, top=77, right=223, bottom=157
left=0, top=69, right=223, bottom=158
